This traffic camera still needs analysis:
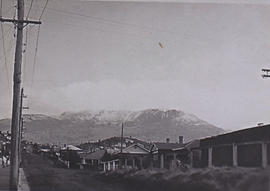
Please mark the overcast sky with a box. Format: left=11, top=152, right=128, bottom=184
left=1, top=0, right=270, bottom=130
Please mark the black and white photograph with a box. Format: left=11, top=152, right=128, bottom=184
left=0, top=0, right=270, bottom=190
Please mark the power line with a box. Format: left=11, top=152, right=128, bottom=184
left=30, top=0, right=48, bottom=89
left=47, top=19, right=155, bottom=41
left=12, top=0, right=16, bottom=20
left=26, top=0, right=34, bottom=19
left=0, top=0, right=2, bottom=17
left=47, top=7, right=165, bottom=33
left=0, top=0, right=11, bottom=95
left=39, top=0, right=48, bottom=20
left=43, top=6, right=213, bottom=42
left=0, top=21, right=13, bottom=40
left=25, top=3, right=172, bottom=36
left=30, top=25, right=40, bottom=89
left=29, top=4, right=215, bottom=43
left=46, top=7, right=167, bottom=35
left=25, top=5, right=155, bottom=41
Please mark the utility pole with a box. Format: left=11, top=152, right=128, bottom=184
left=9, top=1, right=24, bottom=189
left=18, top=88, right=23, bottom=170
left=120, top=123, right=124, bottom=153
left=0, top=1, right=41, bottom=190
left=18, top=88, right=28, bottom=168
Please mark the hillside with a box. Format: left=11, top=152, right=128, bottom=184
left=0, top=109, right=224, bottom=144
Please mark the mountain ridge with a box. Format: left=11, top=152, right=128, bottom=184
left=0, top=109, right=224, bottom=144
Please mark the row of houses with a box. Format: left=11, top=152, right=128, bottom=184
left=30, top=124, right=270, bottom=171
left=56, top=136, right=198, bottom=171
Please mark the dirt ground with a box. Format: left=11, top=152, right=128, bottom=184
left=22, top=153, right=142, bottom=191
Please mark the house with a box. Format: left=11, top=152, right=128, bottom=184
left=80, top=149, right=106, bottom=170
left=150, top=137, right=185, bottom=169
left=193, top=124, right=270, bottom=168
left=60, top=145, right=82, bottom=168
left=99, top=143, right=151, bottom=172
left=100, top=153, right=120, bottom=172
left=119, top=143, right=151, bottom=169
left=184, top=139, right=200, bottom=168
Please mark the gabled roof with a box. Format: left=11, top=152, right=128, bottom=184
left=122, top=143, right=150, bottom=154
left=151, top=142, right=184, bottom=151
left=80, top=149, right=106, bottom=160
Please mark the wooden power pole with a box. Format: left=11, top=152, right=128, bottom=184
left=0, top=0, right=41, bottom=190
left=9, top=1, right=24, bottom=189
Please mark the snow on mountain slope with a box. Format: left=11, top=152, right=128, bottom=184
left=59, top=109, right=210, bottom=127
left=0, top=109, right=224, bottom=144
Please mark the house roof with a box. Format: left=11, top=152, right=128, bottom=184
left=152, top=142, right=184, bottom=151
left=101, top=152, right=119, bottom=162
left=122, top=143, right=150, bottom=154
left=62, top=145, right=82, bottom=151
left=183, top=139, right=200, bottom=150
left=200, top=124, right=270, bottom=147
left=80, top=149, right=106, bottom=160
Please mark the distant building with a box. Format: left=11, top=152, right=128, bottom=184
left=119, top=143, right=151, bottom=170
left=101, top=154, right=120, bottom=172
left=60, top=145, right=82, bottom=168
left=150, top=137, right=186, bottom=169
left=192, top=124, right=270, bottom=168
left=80, top=149, right=106, bottom=170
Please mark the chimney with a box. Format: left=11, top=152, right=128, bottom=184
left=166, top=138, right=170, bottom=143
left=179, top=136, right=184, bottom=144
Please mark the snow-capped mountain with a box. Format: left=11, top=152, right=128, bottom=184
left=0, top=109, right=223, bottom=144
left=59, top=109, right=209, bottom=126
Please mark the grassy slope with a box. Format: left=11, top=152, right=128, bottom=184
left=22, top=152, right=269, bottom=191
left=22, top=153, right=145, bottom=191
left=104, top=168, right=269, bottom=191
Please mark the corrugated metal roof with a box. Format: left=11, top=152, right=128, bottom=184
left=200, top=124, right=270, bottom=147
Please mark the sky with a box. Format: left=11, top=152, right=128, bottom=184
left=1, top=0, right=270, bottom=130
